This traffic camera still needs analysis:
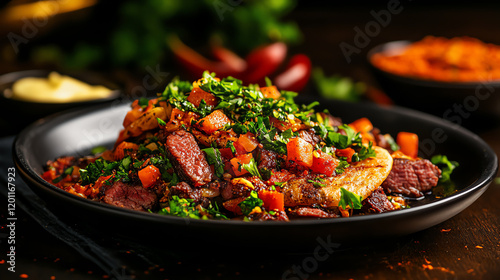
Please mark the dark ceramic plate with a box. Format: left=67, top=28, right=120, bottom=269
left=13, top=98, right=497, bottom=251
left=367, top=40, right=500, bottom=126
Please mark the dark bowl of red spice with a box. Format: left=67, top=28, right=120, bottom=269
left=367, top=39, right=500, bottom=127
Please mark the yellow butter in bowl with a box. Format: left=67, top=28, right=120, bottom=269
left=11, top=72, right=112, bottom=103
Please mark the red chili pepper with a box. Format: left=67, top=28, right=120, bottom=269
left=274, top=54, right=312, bottom=92
left=167, top=35, right=235, bottom=78
left=243, top=42, right=287, bottom=83
left=211, top=45, right=247, bottom=74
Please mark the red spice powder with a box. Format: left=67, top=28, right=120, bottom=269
left=372, top=36, right=500, bottom=82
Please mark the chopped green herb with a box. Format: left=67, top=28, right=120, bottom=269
left=238, top=191, right=263, bottom=216
left=202, top=147, right=225, bottom=178
left=431, top=155, right=458, bottom=182
left=308, top=178, right=326, bottom=188
left=90, top=146, right=107, bottom=155
left=157, top=118, right=166, bottom=126
left=241, top=158, right=262, bottom=179
left=138, top=97, right=150, bottom=108
left=338, top=187, right=363, bottom=210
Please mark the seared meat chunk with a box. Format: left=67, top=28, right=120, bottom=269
left=250, top=211, right=290, bottom=221
left=288, top=207, right=338, bottom=218
left=298, top=129, right=321, bottom=146
left=258, top=149, right=280, bottom=170
left=101, top=181, right=158, bottom=211
left=382, top=158, right=441, bottom=198
left=169, top=181, right=202, bottom=202
left=361, top=187, right=396, bottom=213
left=166, top=130, right=213, bottom=186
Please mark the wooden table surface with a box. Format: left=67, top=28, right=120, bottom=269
left=1, top=2, right=500, bottom=280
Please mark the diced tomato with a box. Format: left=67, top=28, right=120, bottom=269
left=397, top=132, right=419, bottom=158
left=42, top=169, right=57, bottom=182
left=114, top=141, right=139, bottom=160
left=187, top=87, right=219, bottom=107
left=198, top=110, right=231, bottom=134
left=219, top=147, right=234, bottom=159
left=311, top=150, right=339, bottom=177
left=230, top=153, right=253, bottom=176
left=138, top=165, right=161, bottom=188
left=236, top=133, right=259, bottom=153
left=260, top=86, right=281, bottom=99
left=286, top=137, right=313, bottom=168
left=349, top=118, right=373, bottom=133
left=258, top=190, right=285, bottom=212
left=336, top=148, right=355, bottom=163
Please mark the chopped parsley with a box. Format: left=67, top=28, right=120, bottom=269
left=159, top=195, right=228, bottom=220
left=202, top=147, right=225, bottom=178
left=431, top=155, right=458, bottom=182
left=308, top=178, right=326, bottom=188
left=238, top=191, right=263, bottom=216
left=338, top=187, right=363, bottom=210
left=241, top=158, right=262, bottom=179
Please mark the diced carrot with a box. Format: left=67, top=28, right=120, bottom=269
left=260, top=86, right=281, bottom=99
left=230, top=153, right=253, bottom=176
left=335, top=147, right=355, bottom=163
left=236, top=133, right=259, bottom=153
left=198, top=110, right=231, bottom=134
left=397, top=132, right=419, bottom=158
left=258, top=189, right=285, bottom=212
left=222, top=197, right=246, bottom=215
left=138, top=165, right=161, bottom=188
left=311, top=150, right=339, bottom=177
left=349, top=117, right=373, bottom=133
left=114, top=141, right=139, bottom=160
left=286, top=137, right=313, bottom=168
left=232, top=141, right=248, bottom=156
left=187, top=87, right=219, bottom=107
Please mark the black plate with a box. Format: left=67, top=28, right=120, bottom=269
left=367, top=40, right=500, bottom=127
left=13, top=98, right=498, bottom=251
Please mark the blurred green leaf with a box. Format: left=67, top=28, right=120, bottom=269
left=313, top=68, right=366, bottom=102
